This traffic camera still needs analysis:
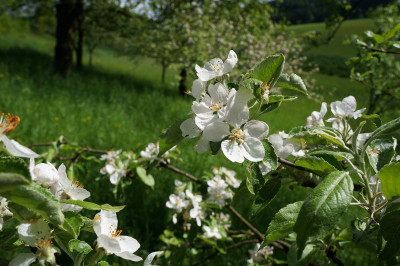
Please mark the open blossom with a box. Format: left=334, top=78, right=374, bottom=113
left=100, top=162, right=126, bottom=185
left=195, top=50, right=238, bottom=81
left=100, top=150, right=121, bottom=162
left=166, top=192, right=189, bottom=213
left=53, top=164, right=90, bottom=212
left=326, top=96, right=365, bottom=123
left=268, top=131, right=305, bottom=159
left=13, top=219, right=58, bottom=266
left=29, top=158, right=60, bottom=188
left=207, top=176, right=233, bottom=207
left=202, top=225, right=222, bottom=239
left=222, top=167, right=241, bottom=188
left=191, top=79, right=206, bottom=101
left=247, top=243, right=274, bottom=264
left=0, top=112, right=39, bottom=158
left=306, top=102, right=327, bottom=128
left=93, top=210, right=142, bottom=262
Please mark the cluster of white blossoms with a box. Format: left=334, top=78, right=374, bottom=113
left=247, top=243, right=274, bottom=264
left=100, top=149, right=127, bottom=184
left=30, top=157, right=91, bottom=212
left=181, top=51, right=269, bottom=163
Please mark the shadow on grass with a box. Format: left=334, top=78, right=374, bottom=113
left=0, top=47, right=182, bottom=99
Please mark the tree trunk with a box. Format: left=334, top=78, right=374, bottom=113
left=161, top=64, right=167, bottom=84
left=89, top=48, right=94, bottom=66
left=75, top=0, right=84, bottom=70
left=54, top=0, right=79, bottom=77
left=179, top=67, right=187, bottom=96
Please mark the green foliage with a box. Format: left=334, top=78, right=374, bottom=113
left=263, top=201, right=303, bottom=246
left=250, top=177, right=281, bottom=218
left=295, top=155, right=338, bottom=175
left=69, top=239, right=93, bottom=255
left=378, top=210, right=400, bottom=260
left=294, top=171, right=353, bottom=256
left=0, top=156, right=30, bottom=180
left=367, top=139, right=397, bottom=173
left=159, top=120, right=184, bottom=156
left=276, top=73, right=307, bottom=95
left=250, top=54, right=285, bottom=87
left=0, top=172, right=30, bottom=193
left=60, top=200, right=125, bottom=212
left=377, top=162, right=400, bottom=200
left=136, top=166, right=155, bottom=188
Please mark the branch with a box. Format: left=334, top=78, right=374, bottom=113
left=160, top=163, right=203, bottom=184
left=278, top=157, right=320, bottom=176
left=325, top=246, right=345, bottom=266
left=360, top=44, right=400, bottom=55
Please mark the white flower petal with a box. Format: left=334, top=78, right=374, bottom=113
left=94, top=210, right=118, bottom=237
left=195, top=64, right=219, bottom=81
left=116, top=251, right=143, bottom=262
left=221, top=140, right=244, bottom=163
left=18, top=220, right=51, bottom=247
left=241, top=137, right=265, bottom=162
left=97, top=234, right=121, bottom=254
left=180, top=118, right=201, bottom=138
left=243, top=120, right=269, bottom=140
left=222, top=50, right=238, bottom=74
left=9, top=253, right=37, bottom=266
left=342, top=96, right=357, bottom=112
left=194, top=113, right=218, bottom=131
left=208, top=83, right=229, bottom=104
left=118, top=235, right=140, bottom=253
left=144, top=251, right=164, bottom=266
left=203, top=121, right=230, bottom=142
left=1, top=135, right=39, bottom=158
left=192, top=79, right=206, bottom=100
left=195, top=136, right=210, bottom=154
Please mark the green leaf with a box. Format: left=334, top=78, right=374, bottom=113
left=159, top=120, right=184, bottom=156
left=136, top=166, right=155, bottom=188
left=60, top=200, right=125, bottom=212
left=295, top=155, right=337, bottom=176
left=2, top=182, right=64, bottom=225
left=69, top=239, right=93, bottom=255
left=246, top=162, right=263, bottom=195
left=276, top=73, right=307, bottom=95
left=260, top=139, right=278, bottom=173
left=241, top=78, right=263, bottom=99
left=378, top=210, right=400, bottom=260
left=377, top=162, right=400, bottom=200
left=362, top=117, right=400, bottom=159
left=308, top=128, right=345, bottom=147
left=210, top=141, right=222, bottom=155
left=383, top=23, right=400, bottom=41
left=63, top=212, right=84, bottom=238
left=251, top=54, right=285, bottom=87
left=250, top=177, right=281, bottom=218
left=98, top=261, right=110, bottom=266
left=367, top=139, right=396, bottom=173
left=294, top=171, right=353, bottom=256
left=268, top=95, right=298, bottom=103
left=0, top=156, right=31, bottom=180
left=365, top=30, right=384, bottom=44
left=348, top=114, right=381, bottom=134
left=288, top=243, right=317, bottom=266
left=260, top=102, right=281, bottom=114
left=307, top=150, right=353, bottom=161
left=0, top=172, right=30, bottom=193
left=262, top=201, right=303, bottom=247
left=7, top=202, right=40, bottom=221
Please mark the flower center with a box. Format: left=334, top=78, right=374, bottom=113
left=209, top=100, right=222, bottom=111
left=111, top=228, right=123, bottom=238
left=205, top=58, right=223, bottom=72
left=228, top=128, right=245, bottom=144
left=0, top=112, right=20, bottom=135
left=72, top=177, right=84, bottom=188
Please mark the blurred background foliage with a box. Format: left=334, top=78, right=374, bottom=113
left=0, top=0, right=399, bottom=265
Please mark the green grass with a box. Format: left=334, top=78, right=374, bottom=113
left=0, top=27, right=374, bottom=265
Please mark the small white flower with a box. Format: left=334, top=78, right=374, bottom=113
left=247, top=243, right=274, bottom=264
left=327, top=96, right=365, bottom=123
left=207, top=176, right=233, bottom=207
left=202, top=225, right=222, bottom=239
left=396, top=155, right=400, bottom=161
left=221, top=167, right=241, bottom=188
left=140, top=143, right=159, bottom=160
left=306, top=102, right=327, bottom=128
left=268, top=133, right=293, bottom=159
left=189, top=205, right=207, bottom=227
left=93, top=210, right=142, bottom=262
left=0, top=112, right=39, bottom=158
left=166, top=192, right=189, bottom=213
left=100, top=150, right=121, bottom=162
left=0, top=196, right=12, bottom=231
left=29, top=158, right=60, bottom=188
left=195, top=50, right=238, bottom=81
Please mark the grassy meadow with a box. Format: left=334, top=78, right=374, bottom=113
left=0, top=19, right=378, bottom=264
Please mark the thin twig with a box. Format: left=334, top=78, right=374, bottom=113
left=278, top=157, right=320, bottom=176
left=160, top=163, right=203, bottom=184
left=360, top=44, right=400, bottom=55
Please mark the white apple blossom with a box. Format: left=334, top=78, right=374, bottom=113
left=202, top=225, right=222, bottom=239
left=247, top=243, right=274, bottom=264
left=181, top=118, right=201, bottom=139
left=268, top=131, right=305, bottom=159
left=100, top=161, right=126, bottom=185
left=189, top=205, right=207, bottom=227
left=166, top=192, right=189, bottom=213
left=221, top=167, right=241, bottom=188
left=100, top=150, right=121, bottom=162
left=195, top=50, right=238, bottom=81
left=17, top=219, right=58, bottom=265
left=140, top=143, right=159, bottom=160
left=306, top=102, right=327, bottom=128
left=93, top=210, right=142, bottom=262
left=9, top=253, right=37, bottom=266
left=218, top=212, right=231, bottom=229
left=52, top=164, right=91, bottom=212
left=29, top=158, right=60, bottom=188
left=0, top=112, right=39, bottom=158
left=207, top=176, right=233, bottom=207
left=326, top=96, right=365, bottom=123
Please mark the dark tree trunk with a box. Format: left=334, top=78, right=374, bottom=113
left=179, top=67, right=187, bottom=96
left=89, top=48, right=94, bottom=66
left=75, top=0, right=84, bottom=70
left=54, top=0, right=79, bottom=77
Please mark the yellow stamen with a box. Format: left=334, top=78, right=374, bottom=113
left=0, top=112, right=20, bottom=134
